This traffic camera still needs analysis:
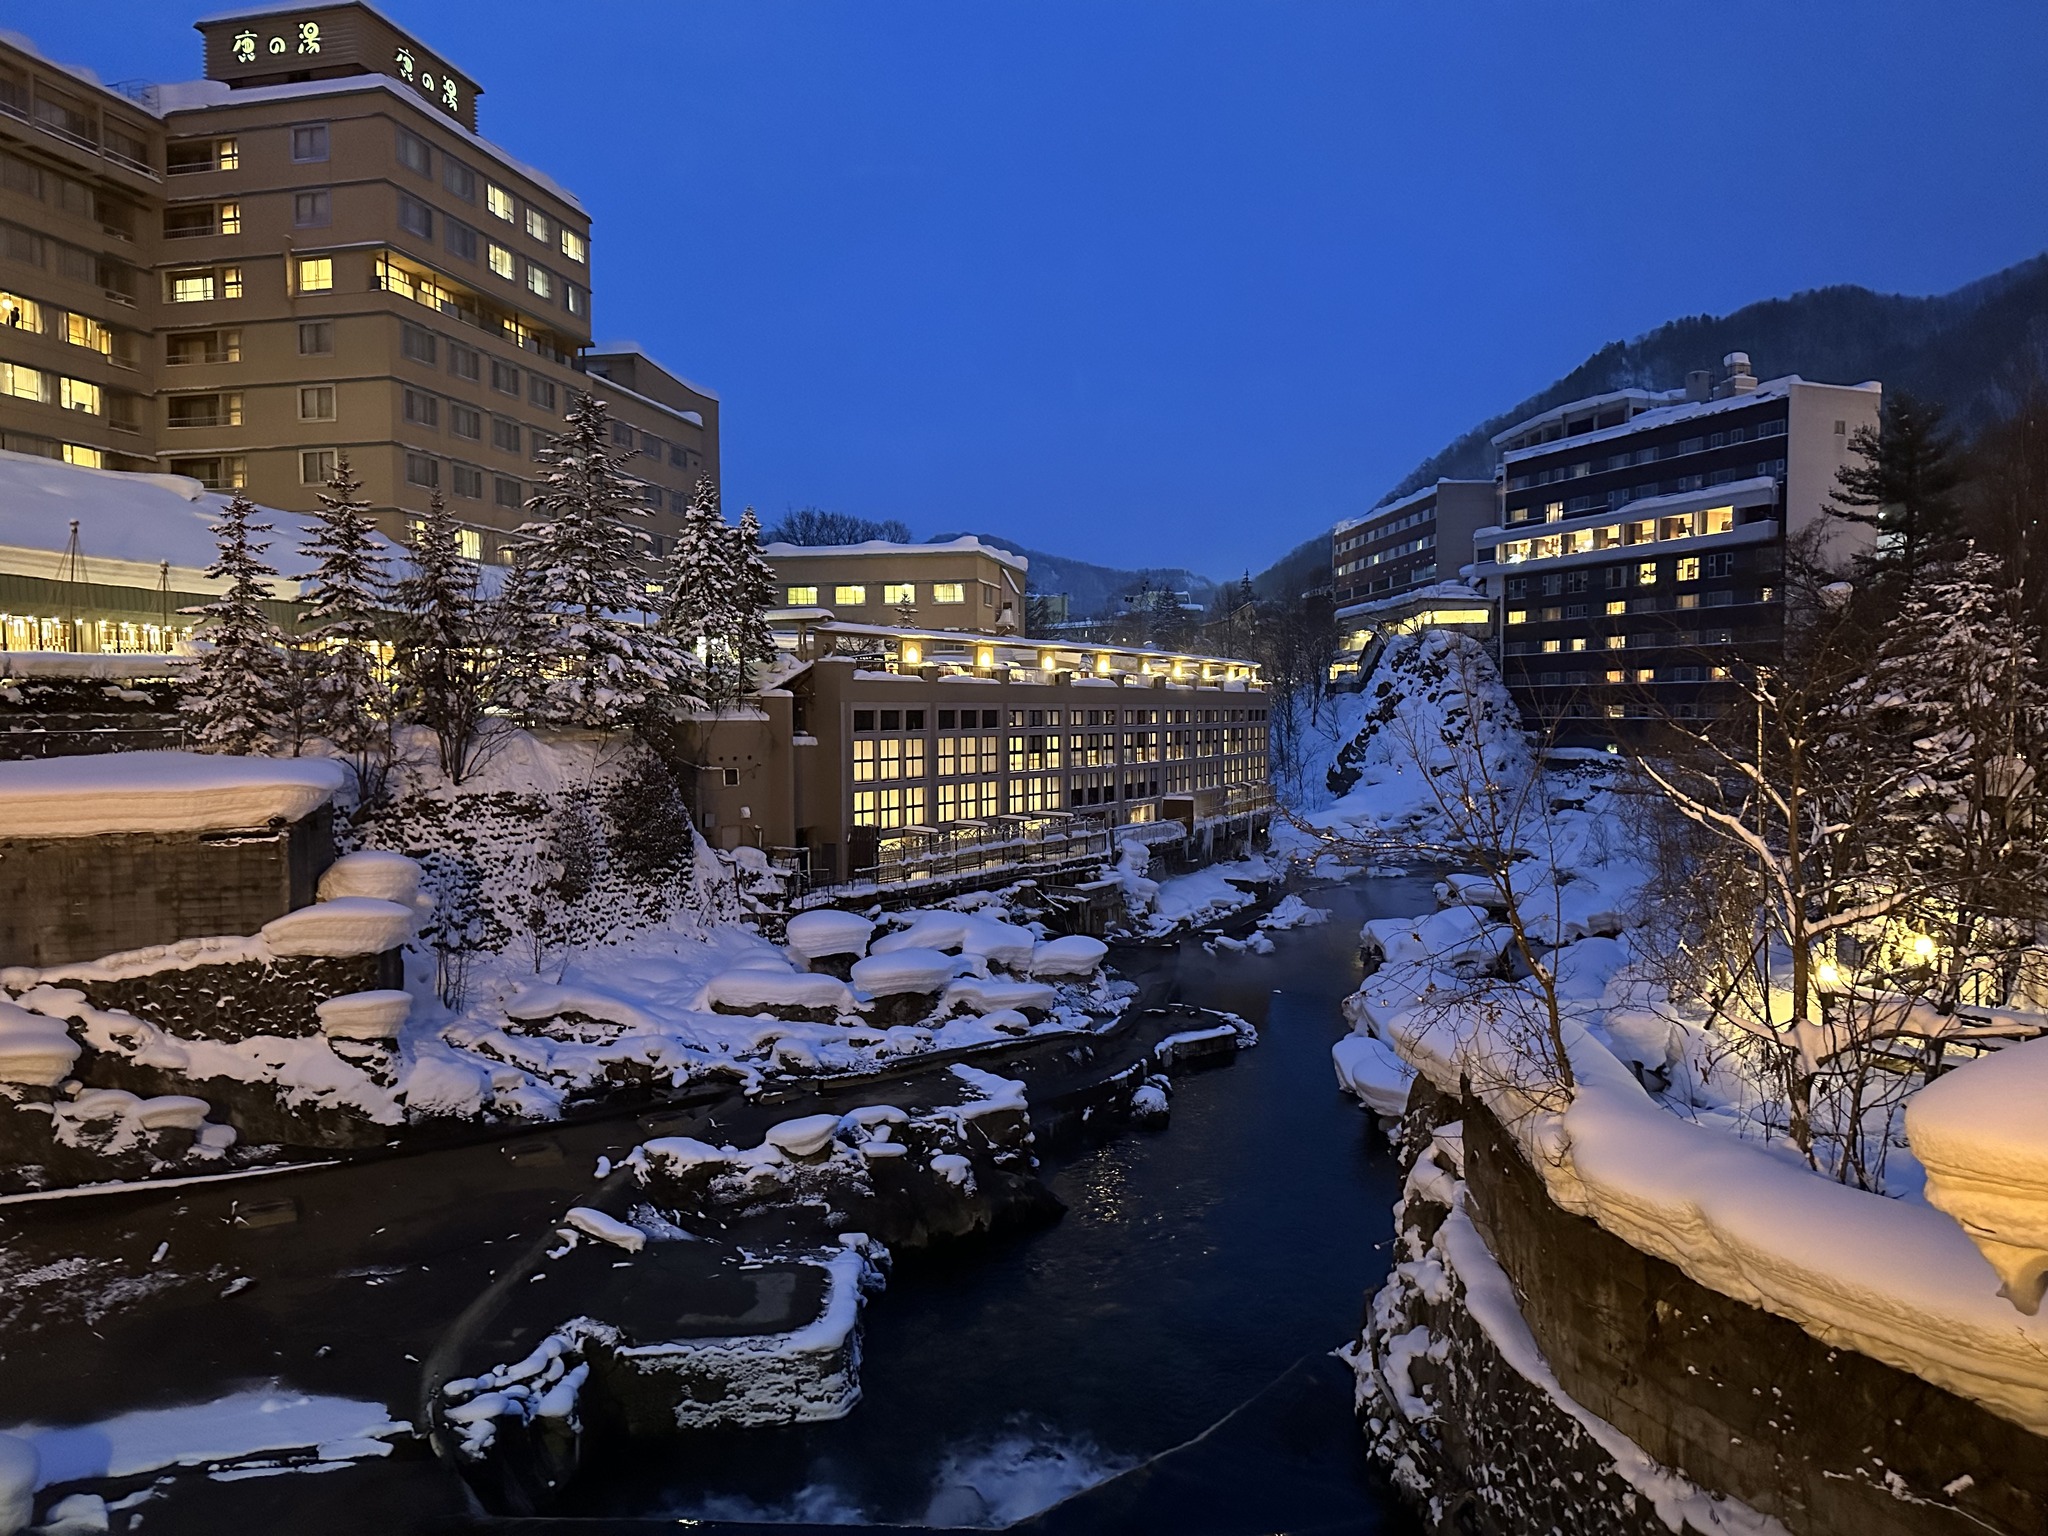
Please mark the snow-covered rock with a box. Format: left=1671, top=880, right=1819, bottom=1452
left=938, top=978, right=1058, bottom=1015
left=850, top=948, right=962, bottom=995
left=1909, top=1036, right=2048, bottom=1314
left=1333, top=1033, right=1416, bottom=1117
left=564, top=1206, right=645, bottom=1253
left=700, top=970, right=859, bottom=1015
left=1362, top=905, right=1507, bottom=972
left=0, top=751, right=346, bottom=837
left=784, top=909, right=874, bottom=962
left=872, top=911, right=1037, bottom=968
left=316, top=850, right=424, bottom=908
left=1028, top=935, right=1107, bottom=977
left=763, top=1114, right=841, bottom=1158
left=260, top=898, right=416, bottom=958
left=314, top=990, right=413, bottom=1041
left=0, top=1000, right=80, bottom=1086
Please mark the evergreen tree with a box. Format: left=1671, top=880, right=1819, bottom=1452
left=515, top=393, right=694, bottom=727
left=1828, top=391, right=1965, bottom=585
left=300, top=451, right=391, bottom=785
left=661, top=477, right=726, bottom=659
left=721, top=506, right=779, bottom=702
left=392, top=490, right=489, bottom=780
left=183, top=490, right=287, bottom=755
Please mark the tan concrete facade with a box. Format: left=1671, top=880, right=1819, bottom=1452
left=764, top=537, right=1029, bottom=634
left=0, top=5, right=716, bottom=564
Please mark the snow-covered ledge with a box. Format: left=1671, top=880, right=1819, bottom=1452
left=0, top=751, right=346, bottom=836
left=1908, top=1037, right=2048, bottom=1316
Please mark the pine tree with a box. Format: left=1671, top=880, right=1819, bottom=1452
left=183, top=489, right=287, bottom=755
left=515, top=393, right=695, bottom=727
left=722, top=506, right=779, bottom=702
left=392, top=490, right=488, bottom=780
left=661, top=477, right=726, bottom=662
left=1828, top=391, right=1965, bottom=585
left=300, top=451, right=391, bottom=786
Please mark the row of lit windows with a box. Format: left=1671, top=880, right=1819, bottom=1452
left=1491, top=506, right=1738, bottom=564
left=1335, top=532, right=1433, bottom=578
left=851, top=706, right=1265, bottom=732
left=0, top=290, right=124, bottom=358
left=1334, top=505, right=1432, bottom=555
left=0, top=360, right=99, bottom=413
left=1507, top=584, right=1775, bottom=625
left=936, top=734, right=1000, bottom=777
left=1518, top=665, right=1730, bottom=687
left=787, top=582, right=970, bottom=608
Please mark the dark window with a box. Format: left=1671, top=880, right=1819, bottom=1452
left=528, top=375, right=557, bottom=411
left=448, top=343, right=479, bottom=381
left=404, top=389, right=439, bottom=428
left=452, top=463, right=483, bottom=498
left=450, top=403, right=481, bottom=439
left=400, top=324, right=437, bottom=365
left=442, top=157, right=476, bottom=201
left=397, top=194, right=433, bottom=239
left=490, top=358, right=518, bottom=394
left=405, top=452, right=439, bottom=488
left=938, top=710, right=956, bottom=728
left=291, top=124, right=329, bottom=163
left=853, top=710, right=876, bottom=732
left=669, top=443, right=685, bottom=468
left=611, top=420, right=634, bottom=446
left=881, top=710, right=901, bottom=731
left=395, top=127, right=432, bottom=176
left=445, top=219, right=478, bottom=262
left=494, top=475, right=522, bottom=507
left=293, top=189, right=330, bottom=228
left=906, top=710, right=925, bottom=730
left=981, top=709, right=998, bottom=727
left=297, top=320, right=332, bottom=355
left=491, top=417, right=519, bottom=452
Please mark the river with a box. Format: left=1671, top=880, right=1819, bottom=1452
left=569, top=872, right=1437, bottom=1532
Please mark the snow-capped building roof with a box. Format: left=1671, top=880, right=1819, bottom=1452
left=587, top=342, right=722, bottom=404
left=0, top=751, right=347, bottom=836
left=0, top=450, right=405, bottom=599
left=1497, top=376, right=1881, bottom=466
left=1335, top=580, right=1489, bottom=622
left=762, top=535, right=1028, bottom=572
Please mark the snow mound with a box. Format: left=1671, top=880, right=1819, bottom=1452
left=784, top=909, right=874, bottom=962
left=314, top=990, right=413, bottom=1041
left=873, top=911, right=1037, bottom=968
left=0, top=1001, right=80, bottom=1086
left=1028, top=936, right=1107, bottom=977
left=0, top=752, right=346, bottom=837
left=701, top=970, right=859, bottom=1015
left=940, top=978, right=1058, bottom=1015
left=850, top=948, right=962, bottom=995
left=1332, top=1033, right=1415, bottom=1117
left=764, top=1114, right=841, bottom=1158
left=564, top=1206, right=645, bottom=1253
left=260, top=898, right=416, bottom=958
left=316, top=850, right=424, bottom=908
left=1909, top=1036, right=2048, bottom=1313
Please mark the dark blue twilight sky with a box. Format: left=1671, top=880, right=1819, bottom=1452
left=28, top=3, right=2048, bottom=575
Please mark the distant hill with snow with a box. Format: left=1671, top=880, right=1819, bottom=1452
left=1252, top=248, right=2048, bottom=598
left=927, top=531, right=1223, bottom=618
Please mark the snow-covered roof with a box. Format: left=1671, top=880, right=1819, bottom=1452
left=1490, top=386, right=1685, bottom=451
left=1499, top=376, right=1880, bottom=466
left=587, top=342, right=722, bottom=404
left=763, top=535, right=1027, bottom=572
left=151, top=74, right=584, bottom=215
left=0, top=751, right=346, bottom=836
left=0, top=450, right=405, bottom=599
left=0, top=28, right=128, bottom=105
left=1335, top=580, right=1488, bottom=623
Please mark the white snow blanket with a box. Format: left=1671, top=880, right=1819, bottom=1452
left=783, top=909, right=874, bottom=962
left=314, top=990, right=412, bottom=1041
left=259, top=898, right=416, bottom=957
left=0, top=752, right=345, bottom=837
left=316, top=851, right=424, bottom=908
left=1909, top=1036, right=2048, bottom=1313
left=1028, top=936, right=1107, bottom=977
left=850, top=948, right=962, bottom=995
left=699, top=970, right=859, bottom=1015
left=0, top=1001, right=79, bottom=1086
left=871, top=911, right=1037, bottom=968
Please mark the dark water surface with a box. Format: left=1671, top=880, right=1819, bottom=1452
left=574, top=874, right=1439, bottom=1530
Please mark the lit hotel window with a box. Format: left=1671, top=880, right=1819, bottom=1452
left=786, top=585, right=817, bottom=606
left=560, top=229, right=586, bottom=263
left=834, top=584, right=867, bottom=606
left=933, top=582, right=965, bottom=604
left=297, top=256, right=333, bottom=293
left=884, top=583, right=914, bottom=605
left=487, top=184, right=514, bottom=222
left=168, top=270, right=215, bottom=303
left=489, top=243, right=513, bottom=280
left=1505, top=609, right=1527, bottom=625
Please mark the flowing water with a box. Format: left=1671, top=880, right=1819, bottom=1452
left=572, top=873, right=1438, bottom=1532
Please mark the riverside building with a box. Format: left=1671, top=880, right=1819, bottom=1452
left=1471, top=354, right=1879, bottom=741
left=0, top=4, right=716, bottom=562
left=764, top=537, right=1030, bottom=635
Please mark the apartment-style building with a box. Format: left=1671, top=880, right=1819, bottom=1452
left=0, top=4, right=716, bottom=563
left=1471, top=354, right=1879, bottom=740
left=677, top=621, right=1272, bottom=883
left=1331, top=478, right=1495, bottom=609
left=765, top=536, right=1029, bottom=634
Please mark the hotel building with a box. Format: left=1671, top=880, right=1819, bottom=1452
left=765, top=537, right=1029, bottom=635
left=0, top=3, right=716, bottom=564
left=1471, top=354, right=1879, bottom=739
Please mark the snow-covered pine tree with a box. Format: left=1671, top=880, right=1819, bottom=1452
left=300, top=451, right=392, bottom=789
left=392, top=489, right=488, bottom=780
left=516, top=392, right=695, bottom=727
left=182, top=489, right=287, bottom=755
left=661, top=476, right=726, bottom=669
left=722, top=506, right=779, bottom=702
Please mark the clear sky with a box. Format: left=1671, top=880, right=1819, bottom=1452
left=29, top=2, right=2048, bottom=576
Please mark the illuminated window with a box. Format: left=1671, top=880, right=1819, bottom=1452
left=526, top=264, right=552, bottom=299
left=1605, top=669, right=1626, bottom=684
left=1541, top=639, right=1561, bottom=654
left=218, top=138, right=239, bottom=170
left=488, top=243, right=513, bottom=280
left=1636, top=562, right=1657, bottom=586
left=297, top=256, right=333, bottom=293
left=883, top=582, right=914, bottom=605
left=1606, top=634, right=1626, bottom=650
left=0, top=292, right=45, bottom=332
left=524, top=207, right=548, bottom=242
left=834, top=584, right=867, bottom=606
left=1605, top=703, right=1625, bottom=718
left=1677, top=593, right=1700, bottom=609
left=1544, top=502, right=1564, bottom=522
left=457, top=528, right=482, bottom=560
left=1605, top=599, right=1625, bottom=616
left=1677, top=557, right=1701, bottom=582
left=1706, top=506, right=1736, bottom=534
left=1636, top=668, right=1655, bottom=684
left=786, top=585, right=818, bottom=606
left=61, top=444, right=102, bottom=468
left=932, top=582, right=965, bottom=604
left=0, top=362, right=44, bottom=403
left=486, top=185, right=514, bottom=222
left=168, top=270, right=216, bottom=303
left=1504, top=540, right=1531, bottom=563
left=1506, top=609, right=1527, bottom=625
left=1569, top=637, right=1587, bottom=652
left=215, top=201, right=241, bottom=235
left=65, top=313, right=109, bottom=354
left=222, top=266, right=243, bottom=298
left=560, top=228, right=586, bottom=263
left=58, top=377, right=100, bottom=414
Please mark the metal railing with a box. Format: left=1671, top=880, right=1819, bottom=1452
left=780, top=812, right=1115, bottom=899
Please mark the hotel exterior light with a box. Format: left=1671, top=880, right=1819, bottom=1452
left=1912, top=934, right=1937, bottom=961
left=1095, top=653, right=1111, bottom=675
left=902, top=641, right=922, bottom=666
left=1039, top=650, right=1056, bottom=672
left=976, top=645, right=995, bottom=669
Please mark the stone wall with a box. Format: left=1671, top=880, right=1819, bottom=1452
left=58, top=950, right=398, bottom=1039
left=1372, top=1079, right=2048, bottom=1536
left=0, top=808, right=333, bottom=967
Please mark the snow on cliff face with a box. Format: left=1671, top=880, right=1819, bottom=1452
left=0, top=752, right=346, bottom=836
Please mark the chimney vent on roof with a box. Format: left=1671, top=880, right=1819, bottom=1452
left=1714, top=352, right=1758, bottom=399
left=1685, top=369, right=1713, bottom=402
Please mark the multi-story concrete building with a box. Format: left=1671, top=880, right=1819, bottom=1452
left=1331, top=478, right=1495, bottom=609
left=0, top=4, right=715, bottom=564
left=678, top=621, right=1271, bottom=881
left=765, top=537, right=1029, bottom=634
left=1471, top=354, right=1879, bottom=739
